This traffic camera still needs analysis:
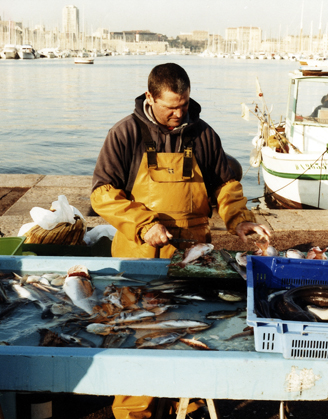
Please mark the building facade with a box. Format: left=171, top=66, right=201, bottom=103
left=225, top=26, right=262, bottom=53
left=62, top=5, right=79, bottom=35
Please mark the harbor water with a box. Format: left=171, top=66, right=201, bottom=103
left=0, top=55, right=298, bottom=206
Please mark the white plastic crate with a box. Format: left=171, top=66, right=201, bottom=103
left=247, top=255, right=328, bottom=360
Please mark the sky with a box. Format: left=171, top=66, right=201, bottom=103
left=2, top=0, right=328, bottom=38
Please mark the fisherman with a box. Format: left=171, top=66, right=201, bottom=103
left=91, top=63, right=270, bottom=419
left=310, top=93, right=328, bottom=118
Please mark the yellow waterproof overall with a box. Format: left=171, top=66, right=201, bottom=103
left=111, top=151, right=211, bottom=259
left=112, top=150, right=209, bottom=419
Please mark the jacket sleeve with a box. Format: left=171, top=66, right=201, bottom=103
left=215, top=179, right=256, bottom=234
left=91, top=184, right=159, bottom=244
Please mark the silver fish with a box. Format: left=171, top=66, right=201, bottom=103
left=113, top=319, right=211, bottom=332
left=136, top=331, right=185, bottom=349
left=179, top=243, right=214, bottom=267
left=92, top=272, right=146, bottom=284
left=108, top=308, right=157, bottom=324
left=206, top=307, right=244, bottom=319
left=63, top=275, right=97, bottom=315
left=218, top=290, right=246, bottom=302
left=284, top=249, right=306, bottom=259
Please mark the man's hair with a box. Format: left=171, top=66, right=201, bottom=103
left=148, top=63, right=190, bottom=99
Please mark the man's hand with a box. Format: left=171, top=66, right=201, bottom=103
left=143, top=224, right=173, bottom=247
left=235, top=222, right=271, bottom=243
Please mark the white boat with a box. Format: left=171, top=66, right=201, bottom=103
left=74, top=52, right=94, bottom=64
left=39, top=48, right=56, bottom=58
left=0, top=44, right=18, bottom=59
left=18, top=45, right=35, bottom=59
left=248, top=68, right=328, bottom=209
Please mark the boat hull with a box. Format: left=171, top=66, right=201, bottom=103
left=74, top=58, right=94, bottom=64
left=18, top=51, right=35, bottom=59
left=261, top=147, right=328, bottom=209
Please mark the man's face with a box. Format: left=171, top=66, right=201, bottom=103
left=145, top=89, right=190, bottom=128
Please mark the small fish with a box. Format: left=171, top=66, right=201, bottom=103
left=50, top=276, right=66, bottom=287
left=86, top=323, right=113, bottom=335
left=92, top=272, right=146, bottom=284
left=50, top=303, right=73, bottom=316
left=60, top=333, right=96, bottom=348
left=107, top=308, right=158, bottom=324
left=206, top=307, right=244, bottom=319
left=113, top=319, right=211, bottom=332
left=101, top=331, right=133, bottom=348
left=235, top=251, right=247, bottom=268
left=179, top=337, right=212, bottom=350
left=174, top=293, right=206, bottom=301
left=136, top=331, right=185, bottom=349
left=63, top=265, right=96, bottom=315
left=306, top=246, right=328, bottom=260
left=284, top=249, right=306, bottom=259
left=225, top=326, right=254, bottom=341
left=218, top=290, right=246, bottom=302
left=177, top=243, right=214, bottom=267
left=254, top=241, right=279, bottom=256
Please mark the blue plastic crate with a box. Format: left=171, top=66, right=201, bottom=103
left=247, top=255, right=328, bottom=360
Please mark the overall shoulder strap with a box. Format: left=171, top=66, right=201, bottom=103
left=132, top=114, right=157, bottom=168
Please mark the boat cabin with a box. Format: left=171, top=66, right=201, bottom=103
left=286, top=70, right=328, bottom=153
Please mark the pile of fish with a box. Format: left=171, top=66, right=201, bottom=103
left=235, top=243, right=328, bottom=270
left=255, top=284, right=328, bottom=322
left=0, top=262, right=248, bottom=350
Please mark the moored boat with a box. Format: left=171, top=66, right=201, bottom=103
left=74, top=52, right=94, bottom=64
left=0, top=44, right=18, bottom=59
left=247, top=68, right=328, bottom=209
left=18, top=45, right=35, bottom=59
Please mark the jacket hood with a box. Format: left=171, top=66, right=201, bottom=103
left=134, top=93, right=202, bottom=134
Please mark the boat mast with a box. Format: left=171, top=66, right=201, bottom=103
left=299, top=1, right=304, bottom=53
left=318, top=1, right=323, bottom=53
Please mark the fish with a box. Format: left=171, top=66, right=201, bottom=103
left=225, top=326, right=254, bottom=341
left=135, top=331, right=185, bottom=349
left=284, top=249, right=306, bottom=259
left=177, top=243, right=214, bottom=267
left=206, top=307, right=244, bottom=320
left=235, top=251, right=247, bottom=268
left=112, top=319, right=211, bottom=332
left=49, top=276, right=66, bottom=287
left=107, top=308, right=158, bottom=324
left=179, top=337, right=212, bottom=350
left=101, top=330, right=133, bottom=348
left=60, top=333, right=96, bottom=348
left=306, top=246, right=328, bottom=260
left=218, top=290, right=246, bottom=302
left=63, top=265, right=97, bottom=315
left=50, top=302, right=73, bottom=316
left=86, top=323, right=114, bottom=335
left=92, top=273, right=146, bottom=284
left=254, top=241, right=279, bottom=256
